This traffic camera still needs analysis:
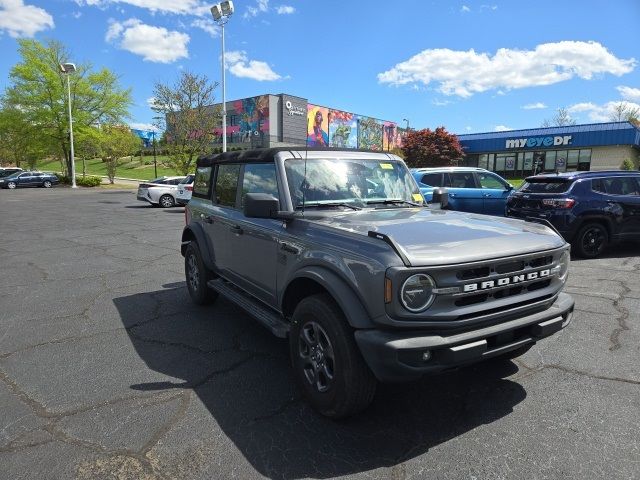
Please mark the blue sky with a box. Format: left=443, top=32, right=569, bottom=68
left=1, top=0, right=639, bottom=134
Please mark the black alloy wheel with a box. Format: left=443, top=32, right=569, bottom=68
left=574, top=223, right=608, bottom=258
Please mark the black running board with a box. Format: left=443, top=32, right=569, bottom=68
left=207, top=279, right=290, bottom=338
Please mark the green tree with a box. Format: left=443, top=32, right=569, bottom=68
left=74, top=126, right=103, bottom=177
left=97, top=125, right=140, bottom=183
left=621, top=158, right=635, bottom=171
left=152, top=71, right=220, bottom=175
left=401, top=127, right=464, bottom=168
left=3, top=39, right=132, bottom=176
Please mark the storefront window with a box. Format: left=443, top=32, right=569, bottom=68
left=487, top=154, right=495, bottom=172
left=495, top=154, right=506, bottom=172
left=517, top=153, right=524, bottom=172
left=545, top=151, right=557, bottom=171
left=567, top=150, right=580, bottom=169
left=478, top=154, right=488, bottom=169
left=524, top=152, right=533, bottom=172
left=578, top=149, right=591, bottom=171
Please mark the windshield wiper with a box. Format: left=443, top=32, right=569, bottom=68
left=365, top=199, right=422, bottom=207
left=296, top=202, right=362, bottom=211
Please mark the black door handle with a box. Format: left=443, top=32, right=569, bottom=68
left=230, top=225, right=243, bottom=235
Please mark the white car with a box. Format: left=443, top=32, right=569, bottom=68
left=176, top=174, right=195, bottom=206
left=136, top=176, right=186, bottom=208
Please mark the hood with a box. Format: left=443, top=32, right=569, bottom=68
left=311, top=207, right=565, bottom=266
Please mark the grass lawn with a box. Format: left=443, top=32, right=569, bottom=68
left=36, top=156, right=184, bottom=181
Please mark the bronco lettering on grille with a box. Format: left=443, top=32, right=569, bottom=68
left=463, top=269, right=551, bottom=292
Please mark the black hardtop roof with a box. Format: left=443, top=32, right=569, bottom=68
left=525, top=170, right=639, bottom=182
left=196, top=147, right=398, bottom=168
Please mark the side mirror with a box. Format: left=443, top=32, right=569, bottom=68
left=505, top=184, right=514, bottom=191
left=244, top=193, right=280, bottom=218
left=430, top=187, right=449, bottom=209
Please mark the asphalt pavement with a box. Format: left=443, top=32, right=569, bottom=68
left=0, top=187, right=638, bottom=480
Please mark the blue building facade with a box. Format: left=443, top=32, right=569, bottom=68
left=457, top=121, right=640, bottom=178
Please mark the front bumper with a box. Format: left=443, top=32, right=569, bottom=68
left=355, top=292, right=574, bottom=383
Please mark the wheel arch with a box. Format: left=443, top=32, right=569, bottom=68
left=281, top=267, right=374, bottom=329
left=181, top=223, right=215, bottom=271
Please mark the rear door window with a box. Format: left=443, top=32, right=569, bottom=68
left=520, top=180, right=571, bottom=193
left=447, top=172, right=478, bottom=188
left=420, top=173, right=442, bottom=187
left=214, top=164, right=241, bottom=207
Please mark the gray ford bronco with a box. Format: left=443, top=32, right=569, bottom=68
left=181, top=148, right=574, bottom=418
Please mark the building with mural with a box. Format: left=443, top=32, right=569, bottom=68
left=204, top=93, right=407, bottom=152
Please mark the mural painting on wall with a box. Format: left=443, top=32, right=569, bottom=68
left=328, top=110, right=358, bottom=148
left=395, top=128, right=407, bottom=149
left=307, top=104, right=329, bottom=146
left=382, top=121, right=399, bottom=151
left=358, top=116, right=383, bottom=150
left=233, top=95, right=269, bottom=142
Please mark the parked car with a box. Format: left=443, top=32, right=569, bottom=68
left=136, top=176, right=186, bottom=207
left=506, top=170, right=640, bottom=258
left=0, top=167, right=23, bottom=178
left=176, top=174, right=195, bottom=206
left=181, top=148, right=573, bottom=418
left=0, top=171, right=59, bottom=189
left=411, top=167, right=514, bottom=216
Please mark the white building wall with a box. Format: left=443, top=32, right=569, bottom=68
left=590, top=146, right=639, bottom=170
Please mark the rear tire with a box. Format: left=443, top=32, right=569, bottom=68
left=159, top=194, right=174, bottom=208
left=184, top=242, right=218, bottom=305
left=289, top=294, right=377, bottom=419
left=573, top=222, right=608, bottom=258
left=43, top=180, right=52, bottom=188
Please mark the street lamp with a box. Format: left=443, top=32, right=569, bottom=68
left=60, top=62, right=77, bottom=188
left=402, top=118, right=410, bottom=131
left=211, top=1, right=234, bottom=153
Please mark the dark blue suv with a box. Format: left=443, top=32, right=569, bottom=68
left=506, top=170, right=640, bottom=258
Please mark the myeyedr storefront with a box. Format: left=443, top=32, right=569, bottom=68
left=457, top=121, right=640, bottom=178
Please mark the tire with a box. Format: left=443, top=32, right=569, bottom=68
left=289, top=293, right=377, bottom=419
left=43, top=180, right=52, bottom=188
left=573, top=222, right=608, bottom=258
left=7, top=182, right=17, bottom=189
left=159, top=194, right=174, bottom=208
left=184, top=242, right=218, bottom=305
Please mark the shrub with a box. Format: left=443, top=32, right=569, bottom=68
left=620, top=159, right=635, bottom=171
left=76, top=175, right=103, bottom=187
left=56, top=173, right=71, bottom=184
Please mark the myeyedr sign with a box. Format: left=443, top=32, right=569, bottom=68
left=505, top=135, right=572, bottom=149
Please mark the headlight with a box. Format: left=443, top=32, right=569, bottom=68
left=401, top=274, right=436, bottom=312
left=558, top=249, right=570, bottom=282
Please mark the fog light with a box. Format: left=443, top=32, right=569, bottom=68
left=422, top=350, right=431, bottom=361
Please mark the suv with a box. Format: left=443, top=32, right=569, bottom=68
left=506, top=171, right=640, bottom=258
left=412, top=167, right=513, bottom=216
left=0, top=167, right=23, bottom=178
left=181, top=148, right=574, bottom=418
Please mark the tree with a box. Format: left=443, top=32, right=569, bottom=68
left=152, top=71, right=220, bottom=175
left=541, top=107, right=576, bottom=127
left=620, top=159, right=635, bottom=171
left=609, top=102, right=640, bottom=123
left=4, top=39, right=132, bottom=176
left=96, top=125, right=140, bottom=184
left=74, top=126, right=103, bottom=177
left=0, top=102, right=44, bottom=168
left=400, top=127, right=464, bottom=168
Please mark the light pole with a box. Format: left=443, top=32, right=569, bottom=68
left=60, top=62, right=77, bottom=188
left=211, top=1, right=234, bottom=153
left=403, top=118, right=410, bottom=131
left=151, top=131, right=158, bottom=178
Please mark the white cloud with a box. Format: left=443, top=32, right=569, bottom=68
left=76, top=0, right=209, bottom=15
left=460, top=5, right=470, bottom=13
left=568, top=100, right=640, bottom=122
left=276, top=5, right=294, bottom=14
left=465, top=126, right=473, bottom=131
left=106, top=18, right=189, bottom=63
left=146, top=97, right=157, bottom=108
left=378, top=41, right=636, bottom=98
left=0, top=0, right=54, bottom=38
left=244, top=0, right=269, bottom=18
left=617, top=85, right=640, bottom=102
left=494, top=125, right=513, bottom=131
left=191, top=18, right=218, bottom=37
left=130, top=122, right=160, bottom=131
left=522, top=102, right=547, bottom=110
left=225, top=50, right=283, bottom=81
left=72, top=11, right=82, bottom=18
left=480, top=4, right=498, bottom=10
left=432, top=98, right=451, bottom=106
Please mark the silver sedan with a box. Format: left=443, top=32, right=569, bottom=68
left=136, top=176, right=186, bottom=208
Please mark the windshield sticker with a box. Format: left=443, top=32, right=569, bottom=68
left=380, top=163, right=393, bottom=170
left=412, top=193, right=423, bottom=202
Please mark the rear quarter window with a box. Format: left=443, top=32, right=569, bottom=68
left=193, top=167, right=212, bottom=198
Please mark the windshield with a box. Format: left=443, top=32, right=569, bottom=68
left=520, top=179, right=571, bottom=193
left=284, top=158, right=423, bottom=209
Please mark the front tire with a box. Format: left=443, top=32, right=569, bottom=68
left=159, top=194, right=174, bottom=208
left=7, top=182, right=17, bottom=189
left=573, top=222, right=608, bottom=258
left=184, top=242, right=218, bottom=305
left=289, top=294, right=377, bottom=419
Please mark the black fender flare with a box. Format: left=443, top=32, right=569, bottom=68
left=572, top=214, right=615, bottom=240
left=181, top=223, right=215, bottom=271
left=286, top=266, right=374, bottom=329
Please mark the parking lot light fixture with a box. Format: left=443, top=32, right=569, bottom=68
left=60, top=62, right=77, bottom=188
left=210, top=1, right=234, bottom=153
